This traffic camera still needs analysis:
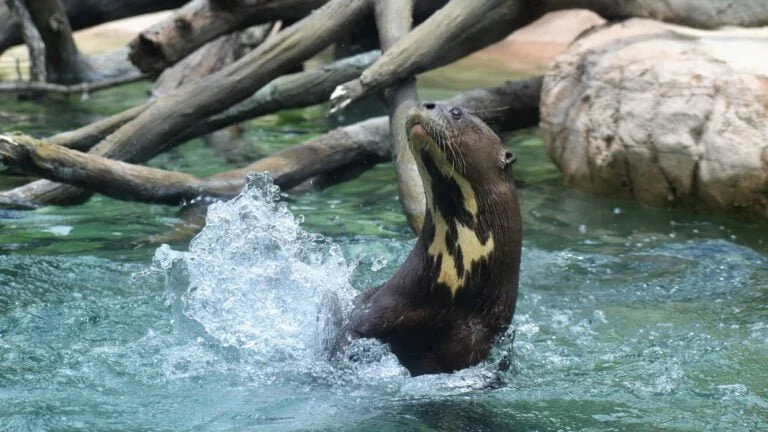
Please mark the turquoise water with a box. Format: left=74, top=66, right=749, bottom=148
left=1, top=83, right=767, bottom=431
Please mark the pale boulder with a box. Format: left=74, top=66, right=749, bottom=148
left=541, top=19, right=768, bottom=217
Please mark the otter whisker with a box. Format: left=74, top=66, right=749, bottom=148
left=467, top=105, right=514, bottom=115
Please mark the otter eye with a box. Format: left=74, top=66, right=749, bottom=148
left=504, top=151, right=517, bottom=167
left=449, top=107, right=463, bottom=120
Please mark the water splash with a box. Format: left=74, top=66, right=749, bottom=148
left=153, top=173, right=357, bottom=364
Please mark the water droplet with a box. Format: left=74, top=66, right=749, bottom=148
left=370, top=257, right=387, bottom=272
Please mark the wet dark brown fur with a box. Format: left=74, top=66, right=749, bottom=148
left=333, top=102, right=522, bottom=376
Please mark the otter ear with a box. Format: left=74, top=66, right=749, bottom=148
left=502, top=151, right=517, bottom=169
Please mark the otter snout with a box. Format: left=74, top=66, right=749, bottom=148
left=405, top=102, right=443, bottom=141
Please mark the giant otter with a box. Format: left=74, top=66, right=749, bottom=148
left=333, top=102, right=522, bottom=376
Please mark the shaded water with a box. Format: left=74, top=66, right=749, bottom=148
left=1, top=82, right=767, bottom=431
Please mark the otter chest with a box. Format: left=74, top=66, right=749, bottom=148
left=420, top=151, right=495, bottom=297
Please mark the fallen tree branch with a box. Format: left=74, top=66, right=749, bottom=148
left=153, top=23, right=277, bottom=154
left=0, top=120, right=390, bottom=204
left=1, top=76, right=542, bottom=206
left=374, top=0, right=424, bottom=234
left=128, top=0, right=329, bottom=74
left=0, top=133, right=233, bottom=204
left=93, top=0, right=373, bottom=163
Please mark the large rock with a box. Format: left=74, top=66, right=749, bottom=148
left=541, top=19, right=768, bottom=218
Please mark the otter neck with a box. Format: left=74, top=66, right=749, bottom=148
left=417, top=150, right=496, bottom=297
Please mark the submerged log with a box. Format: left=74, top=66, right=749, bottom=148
left=0, top=77, right=543, bottom=206
left=128, top=0, right=328, bottom=74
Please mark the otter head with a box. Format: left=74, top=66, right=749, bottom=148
left=406, top=102, right=516, bottom=201
left=405, top=102, right=518, bottom=297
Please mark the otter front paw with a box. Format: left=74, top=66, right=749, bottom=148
left=329, top=80, right=364, bottom=114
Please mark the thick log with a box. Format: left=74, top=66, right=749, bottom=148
left=0, top=1, right=373, bottom=207
left=0, top=121, right=390, bottom=204
left=0, top=0, right=187, bottom=55
left=128, top=0, right=328, bottom=74
left=374, top=0, right=424, bottom=234
left=23, top=0, right=97, bottom=84
left=0, top=133, right=234, bottom=204
left=0, top=77, right=543, bottom=206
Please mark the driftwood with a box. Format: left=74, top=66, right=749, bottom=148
left=128, top=0, right=448, bottom=75
left=0, top=77, right=543, bottom=206
left=0, top=0, right=187, bottom=55
left=128, top=0, right=328, bottom=74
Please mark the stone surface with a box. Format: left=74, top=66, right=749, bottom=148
left=541, top=19, right=768, bottom=218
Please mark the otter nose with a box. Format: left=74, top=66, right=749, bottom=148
left=422, top=102, right=436, bottom=110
